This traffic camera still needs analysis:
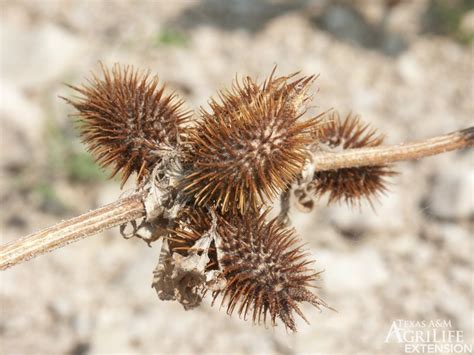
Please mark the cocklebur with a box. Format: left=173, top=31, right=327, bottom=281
left=2, top=63, right=472, bottom=333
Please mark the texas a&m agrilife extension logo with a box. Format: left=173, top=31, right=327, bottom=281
left=385, top=319, right=472, bottom=354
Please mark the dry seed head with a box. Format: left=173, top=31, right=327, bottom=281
left=310, top=111, right=396, bottom=206
left=64, top=63, right=190, bottom=187
left=213, top=211, right=325, bottom=332
left=182, top=71, right=322, bottom=214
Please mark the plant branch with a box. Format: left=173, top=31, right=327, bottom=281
left=312, top=127, right=473, bottom=171
left=0, top=193, right=145, bottom=270
left=1, top=127, right=472, bottom=271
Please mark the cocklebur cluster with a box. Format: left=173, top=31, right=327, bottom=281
left=67, top=64, right=393, bottom=331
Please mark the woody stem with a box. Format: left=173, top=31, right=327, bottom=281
left=0, top=127, right=472, bottom=271
left=0, top=194, right=145, bottom=270
left=311, top=127, right=473, bottom=171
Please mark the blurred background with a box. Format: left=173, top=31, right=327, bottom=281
left=0, top=0, right=473, bottom=354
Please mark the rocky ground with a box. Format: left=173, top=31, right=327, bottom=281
left=0, top=1, right=473, bottom=354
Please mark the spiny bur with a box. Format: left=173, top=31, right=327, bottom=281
left=213, top=211, right=326, bottom=332
left=310, top=111, right=396, bottom=206
left=181, top=71, right=323, bottom=214
left=168, top=207, right=218, bottom=271
left=168, top=207, right=326, bottom=331
left=64, top=63, right=190, bottom=187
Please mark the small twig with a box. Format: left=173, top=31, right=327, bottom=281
left=312, top=127, right=473, bottom=171
left=0, top=128, right=472, bottom=271
left=0, top=194, right=145, bottom=270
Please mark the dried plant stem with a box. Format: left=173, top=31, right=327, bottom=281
left=0, top=128, right=472, bottom=271
left=312, top=127, right=473, bottom=171
left=0, top=194, right=145, bottom=270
